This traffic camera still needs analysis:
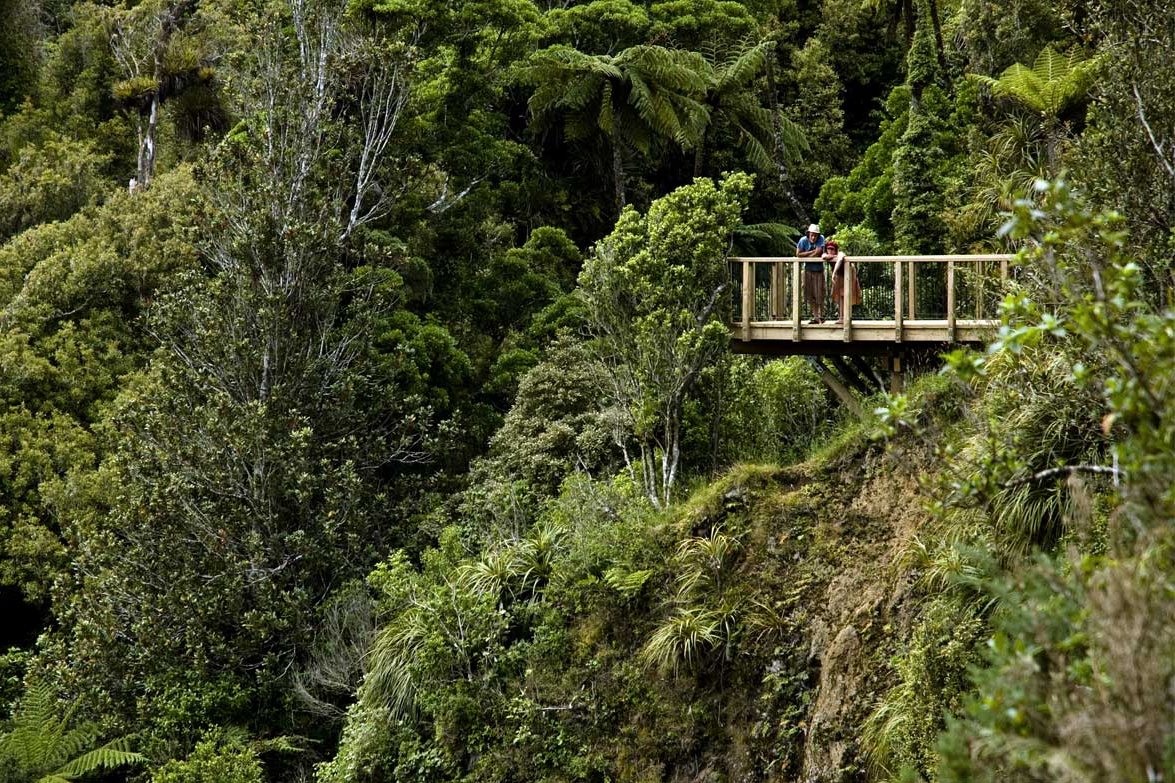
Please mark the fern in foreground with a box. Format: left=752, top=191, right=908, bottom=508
left=0, top=682, right=143, bottom=783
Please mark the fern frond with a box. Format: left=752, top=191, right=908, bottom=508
left=47, top=738, right=145, bottom=781
left=603, top=566, right=654, bottom=596
left=715, top=40, right=773, bottom=92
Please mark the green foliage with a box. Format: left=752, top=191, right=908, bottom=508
left=0, top=0, right=38, bottom=114
left=710, top=356, right=829, bottom=468
left=695, top=39, right=809, bottom=177
left=641, top=527, right=743, bottom=674
left=936, top=548, right=1175, bottom=783
left=863, top=596, right=989, bottom=781
left=1071, top=0, right=1175, bottom=284
left=544, top=0, right=650, bottom=54
left=463, top=336, right=616, bottom=535
left=928, top=179, right=1175, bottom=782
left=0, top=135, right=109, bottom=240
left=0, top=649, right=28, bottom=718
left=648, top=0, right=757, bottom=51
left=829, top=223, right=883, bottom=255
left=0, top=681, right=143, bottom=782
left=933, top=331, right=1109, bottom=558
left=0, top=167, right=202, bottom=602
left=954, top=0, right=1069, bottom=75
left=786, top=37, right=851, bottom=191
left=579, top=172, right=751, bottom=507
left=150, top=728, right=263, bottom=783
left=971, top=45, right=1100, bottom=174
left=815, top=85, right=909, bottom=243
left=890, top=0, right=954, bottom=254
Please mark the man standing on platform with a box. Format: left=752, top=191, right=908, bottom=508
left=796, top=223, right=827, bottom=323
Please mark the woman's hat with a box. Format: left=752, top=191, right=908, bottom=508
left=825, top=240, right=839, bottom=252
left=807, top=223, right=821, bottom=234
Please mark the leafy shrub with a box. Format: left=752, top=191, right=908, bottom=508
left=0, top=135, right=110, bottom=240
left=713, top=356, right=829, bottom=467
left=151, top=728, right=264, bottom=783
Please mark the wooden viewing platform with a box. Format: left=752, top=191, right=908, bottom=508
left=729, top=254, right=1013, bottom=351
left=728, top=253, right=1014, bottom=396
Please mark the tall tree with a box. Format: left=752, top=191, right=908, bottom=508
left=578, top=173, right=750, bottom=508
left=109, top=0, right=212, bottom=190
left=890, top=0, right=951, bottom=253
left=693, top=40, right=808, bottom=178
left=48, top=0, right=452, bottom=748
left=523, top=44, right=710, bottom=214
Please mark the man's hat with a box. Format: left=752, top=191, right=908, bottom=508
left=807, top=223, right=820, bottom=234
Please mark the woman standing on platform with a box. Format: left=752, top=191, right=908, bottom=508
left=823, top=240, right=861, bottom=324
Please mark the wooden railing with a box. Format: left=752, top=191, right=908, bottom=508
left=729, top=254, right=1013, bottom=344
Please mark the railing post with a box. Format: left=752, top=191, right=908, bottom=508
left=791, top=258, right=801, bottom=341
left=946, top=259, right=956, bottom=342
left=975, top=259, right=984, bottom=320
left=772, top=261, right=784, bottom=319
left=741, top=259, right=753, bottom=341
left=907, top=260, right=916, bottom=320
left=842, top=260, right=852, bottom=342
left=894, top=258, right=903, bottom=342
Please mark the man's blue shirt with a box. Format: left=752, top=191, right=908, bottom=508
left=797, top=235, right=826, bottom=272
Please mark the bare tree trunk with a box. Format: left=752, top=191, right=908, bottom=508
left=138, top=95, right=160, bottom=189
left=927, top=0, right=948, bottom=76
left=135, top=0, right=198, bottom=190
left=764, top=54, right=809, bottom=225
left=612, top=142, right=626, bottom=216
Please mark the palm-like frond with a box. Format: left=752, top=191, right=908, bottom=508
left=0, top=683, right=143, bottom=782
left=696, top=40, right=807, bottom=171
left=44, top=738, right=145, bottom=782
left=714, top=40, right=773, bottom=93
left=524, top=43, right=712, bottom=160
left=973, top=45, right=1099, bottom=117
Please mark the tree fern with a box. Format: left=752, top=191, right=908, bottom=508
left=692, top=40, right=808, bottom=175
left=0, top=682, right=143, bottom=782
left=973, top=45, right=1100, bottom=118
left=522, top=42, right=712, bottom=210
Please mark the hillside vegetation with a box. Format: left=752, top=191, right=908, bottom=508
left=0, top=0, right=1173, bottom=782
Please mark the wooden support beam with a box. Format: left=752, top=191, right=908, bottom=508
left=890, top=353, right=904, bottom=394
left=809, top=357, right=863, bottom=416
left=842, top=260, right=853, bottom=343
left=975, top=260, right=984, bottom=320
left=830, top=356, right=873, bottom=396
left=907, top=261, right=917, bottom=320
left=772, top=261, right=785, bottom=319
left=850, top=354, right=886, bottom=394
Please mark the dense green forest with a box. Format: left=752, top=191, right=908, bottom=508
left=0, top=0, right=1172, bottom=780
